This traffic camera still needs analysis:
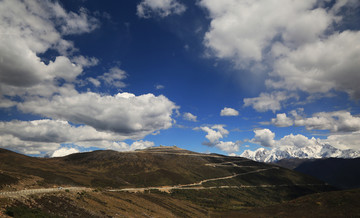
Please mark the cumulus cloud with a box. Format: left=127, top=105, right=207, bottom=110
left=0, top=134, right=59, bottom=155
left=270, top=110, right=360, bottom=133
left=271, top=113, right=293, bottom=127
left=0, top=119, right=121, bottom=154
left=268, top=31, right=360, bottom=99
left=52, top=147, right=79, bottom=157
left=200, top=0, right=360, bottom=105
left=137, top=0, right=186, bottom=18
left=18, top=92, right=178, bottom=138
left=0, top=119, right=122, bottom=143
left=198, top=125, right=228, bottom=143
left=183, top=112, right=197, bottom=122
left=215, top=141, right=240, bottom=153
left=277, top=133, right=318, bottom=148
left=294, top=111, right=360, bottom=133
left=0, top=0, right=179, bottom=156
left=251, top=128, right=320, bottom=149
left=220, top=107, right=239, bottom=116
left=250, top=128, right=360, bottom=151
left=0, top=0, right=99, bottom=99
left=324, top=131, right=360, bottom=150
left=199, top=0, right=335, bottom=65
left=0, top=119, right=156, bottom=155
left=251, top=129, right=275, bottom=147
left=244, top=91, right=296, bottom=112
left=197, top=125, right=239, bottom=153
left=128, top=140, right=155, bottom=150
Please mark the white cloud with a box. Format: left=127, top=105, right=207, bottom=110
left=200, top=0, right=360, bottom=105
left=324, top=131, right=360, bottom=150
left=137, top=0, right=186, bottom=18
left=251, top=128, right=320, bottom=149
left=251, top=129, right=275, bottom=147
left=0, top=97, right=16, bottom=108
left=244, top=91, right=296, bottom=112
left=98, top=67, right=127, bottom=88
left=215, top=141, right=240, bottom=153
left=294, top=111, right=360, bottom=133
left=199, top=0, right=335, bottom=66
left=198, top=125, right=229, bottom=144
left=198, top=126, right=223, bottom=143
left=0, top=0, right=99, bottom=99
left=220, top=107, right=239, bottom=116
left=0, top=119, right=156, bottom=155
left=267, top=31, right=360, bottom=99
left=155, top=84, right=165, bottom=90
left=72, top=56, right=99, bottom=68
left=0, top=0, right=179, bottom=156
left=74, top=140, right=155, bottom=152
left=183, top=112, right=197, bottom=122
left=18, top=92, right=178, bottom=138
left=87, top=66, right=127, bottom=88
left=271, top=113, right=293, bottom=127
left=51, top=147, right=79, bottom=157
left=88, top=78, right=101, bottom=87
left=197, top=125, right=239, bottom=153
left=129, top=140, right=155, bottom=150
left=52, top=6, right=100, bottom=35
left=0, top=134, right=59, bottom=155
left=250, top=128, right=360, bottom=152
left=0, top=119, right=122, bottom=143
left=277, top=133, right=318, bottom=148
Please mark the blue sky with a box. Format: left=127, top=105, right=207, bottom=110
left=1, top=0, right=360, bottom=157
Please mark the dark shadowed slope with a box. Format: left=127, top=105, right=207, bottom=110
left=276, top=157, right=360, bottom=189
left=212, top=188, right=360, bottom=218
left=295, top=158, right=360, bottom=189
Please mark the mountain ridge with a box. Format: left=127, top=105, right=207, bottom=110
left=240, top=143, right=360, bottom=162
left=0, top=146, right=337, bottom=216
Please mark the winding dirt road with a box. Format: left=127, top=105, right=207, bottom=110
left=108, top=167, right=279, bottom=193
left=0, top=187, right=91, bottom=198
left=0, top=159, right=324, bottom=197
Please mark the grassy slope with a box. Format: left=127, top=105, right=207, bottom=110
left=0, top=147, right=337, bottom=215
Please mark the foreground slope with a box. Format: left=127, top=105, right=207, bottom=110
left=213, top=188, right=360, bottom=218
left=0, top=146, right=335, bottom=216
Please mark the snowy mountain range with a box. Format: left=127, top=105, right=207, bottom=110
left=240, top=144, right=360, bottom=162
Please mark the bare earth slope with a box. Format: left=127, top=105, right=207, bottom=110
left=0, top=146, right=337, bottom=217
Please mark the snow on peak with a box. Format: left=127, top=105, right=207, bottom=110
left=240, top=144, right=360, bottom=162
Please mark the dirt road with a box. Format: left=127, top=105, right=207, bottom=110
left=108, top=167, right=279, bottom=193
left=0, top=187, right=91, bottom=198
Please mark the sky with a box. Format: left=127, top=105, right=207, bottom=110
left=0, top=0, right=360, bottom=158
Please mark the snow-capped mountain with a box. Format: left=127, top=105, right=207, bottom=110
left=240, top=144, right=360, bottom=162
